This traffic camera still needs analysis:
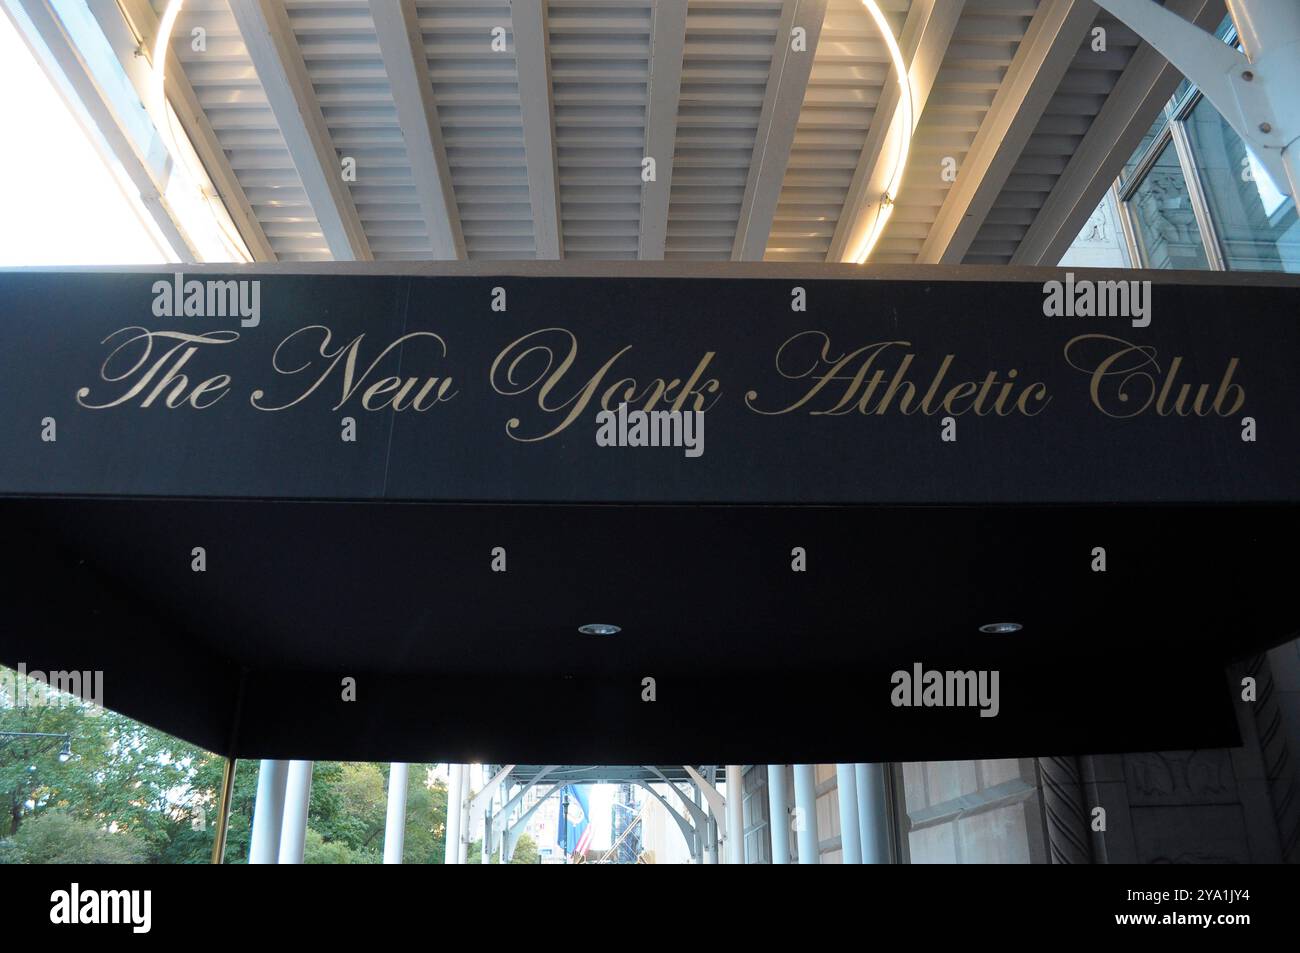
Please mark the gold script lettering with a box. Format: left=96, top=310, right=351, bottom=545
left=489, top=328, right=719, bottom=441
left=250, top=326, right=456, bottom=412
left=76, top=327, right=238, bottom=410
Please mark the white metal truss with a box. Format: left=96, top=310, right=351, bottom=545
left=1095, top=0, right=1293, bottom=196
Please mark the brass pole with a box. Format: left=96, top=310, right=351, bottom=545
left=210, top=757, right=237, bottom=864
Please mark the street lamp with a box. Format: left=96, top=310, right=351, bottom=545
left=0, top=731, right=72, bottom=763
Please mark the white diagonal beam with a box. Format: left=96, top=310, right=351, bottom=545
left=638, top=0, right=688, bottom=259
left=492, top=766, right=557, bottom=834
left=109, top=0, right=274, bottom=261
left=829, top=0, right=966, bottom=262
left=634, top=781, right=697, bottom=852
left=1011, top=0, right=1224, bottom=264
left=645, top=765, right=709, bottom=827
left=682, top=764, right=728, bottom=845
left=370, top=0, right=465, bottom=260
left=229, top=0, right=371, bottom=260
left=512, top=0, right=563, bottom=259
left=468, top=763, right=515, bottom=816
left=916, top=0, right=1098, bottom=264
left=732, top=0, right=829, bottom=261
left=1093, top=0, right=1288, bottom=192
left=505, top=782, right=562, bottom=859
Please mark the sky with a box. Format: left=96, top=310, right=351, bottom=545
left=0, top=10, right=166, bottom=266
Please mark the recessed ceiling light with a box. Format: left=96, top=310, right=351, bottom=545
left=579, top=623, right=621, bottom=636
left=979, top=622, right=1022, bottom=634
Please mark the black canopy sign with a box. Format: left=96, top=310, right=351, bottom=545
left=0, top=267, right=1296, bottom=503
left=0, top=265, right=1296, bottom=763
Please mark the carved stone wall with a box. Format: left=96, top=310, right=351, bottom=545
left=1045, top=648, right=1300, bottom=863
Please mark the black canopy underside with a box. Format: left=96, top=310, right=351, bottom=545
left=2, top=497, right=1290, bottom=763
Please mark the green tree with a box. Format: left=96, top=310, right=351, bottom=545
left=0, top=811, right=144, bottom=864
left=1, top=667, right=213, bottom=858
left=1, top=666, right=460, bottom=865
left=510, top=833, right=540, bottom=865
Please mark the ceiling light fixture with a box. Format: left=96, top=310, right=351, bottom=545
left=851, top=0, right=915, bottom=264
left=979, top=622, right=1023, bottom=635
left=578, top=623, right=621, bottom=636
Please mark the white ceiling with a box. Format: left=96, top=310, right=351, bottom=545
left=111, top=0, right=1222, bottom=266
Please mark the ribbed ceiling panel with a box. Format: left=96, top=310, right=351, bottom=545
left=160, top=0, right=330, bottom=261
left=764, top=0, right=908, bottom=262
left=416, top=0, right=534, bottom=260
left=664, top=0, right=785, bottom=261
left=874, top=0, right=1035, bottom=264
left=151, top=0, right=1159, bottom=265
left=549, top=0, right=653, bottom=260
left=284, top=0, right=432, bottom=260
left=963, top=11, right=1139, bottom=265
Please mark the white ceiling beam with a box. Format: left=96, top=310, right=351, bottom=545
left=828, top=0, right=966, bottom=263
left=1012, top=0, right=1226, bottom=265
left=731, top=0, right=829, bottom=261
left=512, top=0, right=563, bottom=259
left=638, top=0, right=688, bottom=260
left=370, top=0, right=464, bottom=260
left=916, top=0, right=1098, bottom=264
left=229, top=0, right=371, bottom=261
left=104, top=0, right=275, bottom=262
left=6, top=0, right=199, bottom=260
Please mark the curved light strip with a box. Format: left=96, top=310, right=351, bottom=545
left=151, top=0, right=185, bottom=159
left=149, top=0, right=250, bottom=261
left=852, top=0, right=914, bottom=263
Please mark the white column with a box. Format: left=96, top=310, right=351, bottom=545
left=793, top=763, right=820, bottom=864
left=856, top=762, right=892, bottom=863
left=479, top=773, right=494, bottom=864
left=278, top=760, right=313, bottom=864
left=725, top=765, right=745, bottom=864
left=690, top=785, right=703, bottom=864
left=458, top=767, right=470, bottom=864
left=835, top=764, right=862, bottom=864
left=766, top=765, right=791, bottom=864
left=383, top=762, right=409, bottom=864
left=444, top=763, right=464, bottom=864
left=248, top=759, right=289, bottom=864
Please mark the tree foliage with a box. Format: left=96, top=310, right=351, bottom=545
left=1, top=665, right=454, bottom=864
left=511, top=833, right=540, bottom=864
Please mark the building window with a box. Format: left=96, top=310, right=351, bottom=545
left=1123, top=141, right=1211, bottom=270
left=1182, top=97, right=1299, bottom=272
left=1085, top=14, right=1299, bottom=275
left=892, top=758, right=1048, bottom=863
